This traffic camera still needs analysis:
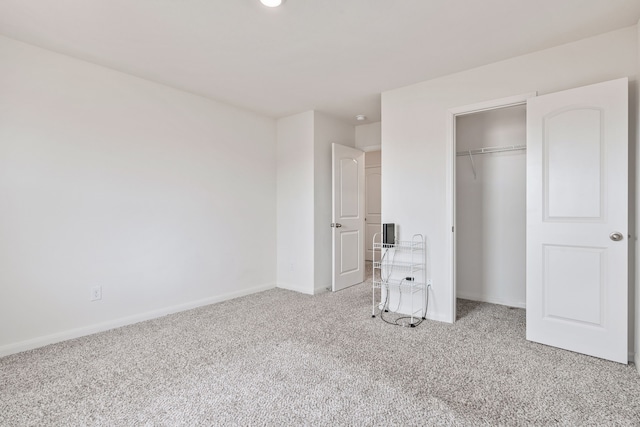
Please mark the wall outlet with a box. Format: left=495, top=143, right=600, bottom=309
left=90, top=285, right=102, bottom=301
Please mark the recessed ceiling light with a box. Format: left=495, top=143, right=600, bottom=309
left=260, top=0, right=284, bottom=7
left=356, top=115, right=367, bottom=121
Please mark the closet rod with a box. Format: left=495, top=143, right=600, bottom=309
left=455, top=144, right=526, bottom=157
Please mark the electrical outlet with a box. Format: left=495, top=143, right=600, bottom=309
left=90, top=286, right=102, bottom=301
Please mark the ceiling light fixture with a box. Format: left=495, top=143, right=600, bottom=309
left=260, top=0, right=284, bottom=7
left=356, top=115, right=367, bottom=121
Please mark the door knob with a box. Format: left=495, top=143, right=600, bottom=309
left=609, top=232, right=623, bottom=241
left=330, top=223, right=342, bottom=228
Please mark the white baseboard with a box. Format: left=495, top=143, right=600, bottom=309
left=276, top=282, right=314, bottom=295
left=635, top=352, right=640, bottom=372
left=0, top=282, right=276, bottom=358
left=456, top=291, right=526, bottom=309
left=424, top=312, right=452, bottom=323
left=314, top=284, right=331, bottom=294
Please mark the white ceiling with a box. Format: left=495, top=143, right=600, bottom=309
left=1, top=0, right=639, bottom=125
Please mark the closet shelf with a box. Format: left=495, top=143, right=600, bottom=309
left=456, top=144, right=526, bottom=156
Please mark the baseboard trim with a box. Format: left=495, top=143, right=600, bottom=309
left=635, top=352, right=640, bottom=372
left=314, top=284, right=331, bottom=295
left=276, top=282, right=314, bottom=295
left=424, top=312, right=452, bottom=323
left=0, top=282, right=276, bottom=358
left=456, top=291, right=526, bottom=309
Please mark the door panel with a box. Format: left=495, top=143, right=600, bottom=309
left=543, top=245, right=604, bottom=325
left=340, top=159, right=359, bottom=216
left=332, top=143, right=365, bottom=291
left=340, top=230, right=360, bottom=273
left=526, top=78, right=628, bottom=363
left=546, top=108, right=603, bottom=219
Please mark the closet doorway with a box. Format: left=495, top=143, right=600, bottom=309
left=447, top=79, right=629, bottom=364
left=455, top=104, right=527, bottom=311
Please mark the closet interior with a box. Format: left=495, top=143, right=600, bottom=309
left=455, top=104, right=527, bottom=311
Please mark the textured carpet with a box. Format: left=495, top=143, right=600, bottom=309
left=2, top=274, right=640, bottom=426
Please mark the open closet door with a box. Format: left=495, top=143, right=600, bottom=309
left=526, top=78, right=628, bottom=363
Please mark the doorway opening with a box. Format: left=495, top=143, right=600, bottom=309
left=455, top=105, right=527, bottom=319
left=447, top=93, right=535, bottom=321
left=365, top=150, right=382, bottom=264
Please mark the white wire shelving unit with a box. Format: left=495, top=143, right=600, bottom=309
left=371, top=233, right=427, bottom=327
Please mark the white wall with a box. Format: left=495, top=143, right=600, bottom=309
left=455, top=106, right=526, bottom=308
left=365, top=150, right=382, bottom=167
left=355, top=122, right=381, bottom=150
left=382, top=26, right=638, bottom=324
left=0, top=36, right=277, bottom=355
left=314, top=112, right=355, bottom=293
left=276, top=112, right=315, bottom=294
left=276, top=111, right=354, bottom=294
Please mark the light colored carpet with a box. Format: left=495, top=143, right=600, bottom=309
left=2, top=272, right=640, bottom=425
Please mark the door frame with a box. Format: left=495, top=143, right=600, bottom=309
left=364, top=149, right=382, bottom=262
left=445, top=92, right=537, bottom=323
left=340, top=144, right=380, bottom=268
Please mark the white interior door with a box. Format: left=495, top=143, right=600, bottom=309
left=332, top=143, right=365, bottom=292
left=365, top=165, right=381, bottom=261
left=526, top=78, right=628, bottom=363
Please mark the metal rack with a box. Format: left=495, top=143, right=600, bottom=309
left=371, top=233, right=426, bottom=326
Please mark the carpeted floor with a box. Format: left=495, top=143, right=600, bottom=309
left=2, top=270, right=640, bottom=426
